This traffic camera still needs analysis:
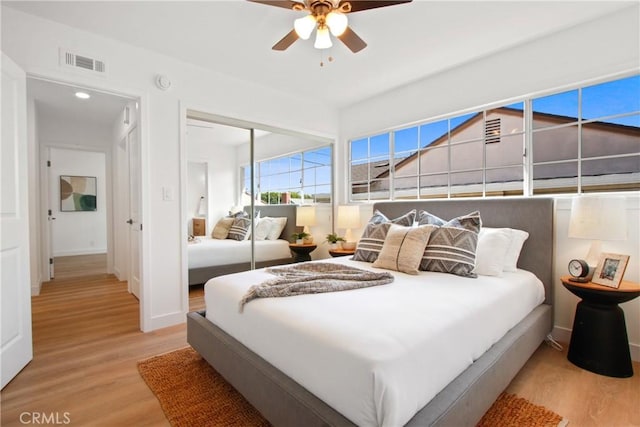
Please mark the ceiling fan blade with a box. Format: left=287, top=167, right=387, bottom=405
left=247, top=0, right=302, bottom=10
left=341, top=0, right=412, bottom=13
left=338, top=26, right=367, bottom=53
left=272, top=29, right=300, bottom=51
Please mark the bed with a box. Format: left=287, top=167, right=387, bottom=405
left=188, top=205, right=297, bottom=285
left=187, top=198, right=554, bottom=426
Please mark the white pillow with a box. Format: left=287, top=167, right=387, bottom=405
left=265, top=217, right=287, bottom=240
left=473, top=228, right=512, bottom=276
left=253, top=217, right=272, bottom=241
left=480, top=227, right=530, bottom=272
left=503, top=228, right=529, bottom=272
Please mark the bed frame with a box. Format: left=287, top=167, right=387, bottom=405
left=188, top=204, right=298, bottom=285
left=187, top=198, right=554, bottom=426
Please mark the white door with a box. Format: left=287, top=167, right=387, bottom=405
left=1, top=53, right=33, bottom=389
left=127, top=127, right=141, bottom=299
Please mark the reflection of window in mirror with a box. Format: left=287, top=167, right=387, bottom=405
left=244, top=143, right=333, bottom=205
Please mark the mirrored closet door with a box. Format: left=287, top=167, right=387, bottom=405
left=185, top=110, right=333, bottom=287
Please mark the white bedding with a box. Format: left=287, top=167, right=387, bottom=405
left=188, top=237, right=291, bottom=269
left=204, top=257, right=545, bottom=427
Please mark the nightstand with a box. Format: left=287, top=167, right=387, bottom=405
left=561, top=275, right=640, bottom=378
left=328, top=248, right=355, bottom=258
left=289, top=243, right=317, bottom=263
left=192, top=218, right=206, bottom=236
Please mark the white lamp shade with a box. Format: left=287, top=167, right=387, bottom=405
left=197, top=196, right=206, bottom=217
left=337, top=205, right=360, bottom=229
left=314, top=26, right=332, bottom=49
left=294, top=14, right=316, bottom=40
left=296, top=206, right=316, bottom=227
left=326, top=11, right=348, bottom=36
left=568, top=196, right=627, bottom=241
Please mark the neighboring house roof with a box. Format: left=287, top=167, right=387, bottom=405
left=367, top=107, right=639, bottom=180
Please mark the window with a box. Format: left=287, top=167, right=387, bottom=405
left=349, top=74, right=639, bottom=200
left=532, top=75, right=640, bottom=194
left=244, top=145, right=333, bottom=205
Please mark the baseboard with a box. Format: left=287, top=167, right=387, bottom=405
left=53, top=249, right=107, bottom=257
left=146, top=310, right=186, bottom=332
left=113, top=266, right=124, bottom=281
left=31, top=277, right=42, bottom=296
left=552, top=325, right=639, bottom=362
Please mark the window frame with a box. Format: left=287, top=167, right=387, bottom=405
left=348, top=73, right=639, bottom=201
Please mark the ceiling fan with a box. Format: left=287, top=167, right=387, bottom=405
left=248, top=0, right=412, bottom=53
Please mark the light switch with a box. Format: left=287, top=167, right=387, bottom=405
left=162, top=186, right=174, bottom=201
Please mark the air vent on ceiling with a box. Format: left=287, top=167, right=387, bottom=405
left=59, top=48, right=107, bottom=76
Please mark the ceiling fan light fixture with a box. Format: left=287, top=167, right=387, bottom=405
left=314, top=26, right=332, bottom=49
left=294, top=14, right=316, bottom=40
left=326, top=11, right=348, bottom=36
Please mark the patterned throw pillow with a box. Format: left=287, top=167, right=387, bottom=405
left=373, top=224, right=435, bottom=274
left=352, top=209, right=417, bottom=263
left=211, top=217, right=234, bottom=239
left=417, top=210, right=481, bottom=277
left=227, top=217, right=251, bottom=241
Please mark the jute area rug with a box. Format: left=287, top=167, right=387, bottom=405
left=138, top=347, right=567, bottom=427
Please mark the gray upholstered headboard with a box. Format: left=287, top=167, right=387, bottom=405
left=373, top=198, right=555, bottom=305
left=244, top=204, right=297, bottom=241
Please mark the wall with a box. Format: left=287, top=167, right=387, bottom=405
left=48, top=147, right=107, bottom=256
left=186, top=125, right=238, bottom=232
left=337, top=6, right=640, bottom=358
left=2, top=6, right=338, bottom=331
left=186, top=161, right=207, bottom=235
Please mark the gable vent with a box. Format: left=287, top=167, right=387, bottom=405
left=485, top=118, right=501, bottom=144
left=60, top=48, right=106, bottom=75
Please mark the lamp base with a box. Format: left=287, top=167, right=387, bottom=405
left=341, top=242, right=356, bottom=251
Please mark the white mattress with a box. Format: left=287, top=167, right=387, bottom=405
left=204, top=257, right=545, bottom=427
left=188, top=238, right=291, bottom=269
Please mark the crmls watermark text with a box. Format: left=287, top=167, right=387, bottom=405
left=19, top=412, right=71, bottom=425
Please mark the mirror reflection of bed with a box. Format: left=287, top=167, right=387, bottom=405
left=185, top=115, right=333, bottom=286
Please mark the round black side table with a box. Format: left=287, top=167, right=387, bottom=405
left=288, top=244, right=317, bottom=263
left=561, top=276, right=640, bottom=378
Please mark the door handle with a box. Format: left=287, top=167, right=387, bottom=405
left=126, top=219, right=133, bottom=224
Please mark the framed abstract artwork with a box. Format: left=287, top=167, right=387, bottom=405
left=60, top=175, right=97, bottom=212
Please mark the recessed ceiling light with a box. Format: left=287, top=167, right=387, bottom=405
left=75, top=91, right=90, bottom=99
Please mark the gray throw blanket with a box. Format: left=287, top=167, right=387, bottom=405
left=239, top=262, right=394, bottom=311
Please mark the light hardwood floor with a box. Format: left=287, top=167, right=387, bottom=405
left=1, top=265, right=638, bottom=426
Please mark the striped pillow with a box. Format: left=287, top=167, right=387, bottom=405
left=227, top=217, right=251, bottom=241
left=373, top=224, right=435, bottom=274
left=418, top=211, right=481, bottom=277
left=352, top=209, right=417, bottom=263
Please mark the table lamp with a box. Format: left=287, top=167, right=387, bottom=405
left=197, top=196, right=206, bottom=217
left=296, top=205, right=316, bottom=235
left=337, top=205, right=360, bottom=250
left=568, top=196, right=627, bottom=275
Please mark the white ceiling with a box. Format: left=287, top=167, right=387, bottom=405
left=7, top=0, right=635, bottom=112
left=28, top=78, right=131, bottom=127
left=187, top=118, right=271, bottom=146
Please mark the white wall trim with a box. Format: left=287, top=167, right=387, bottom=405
left=53, top=249, right=107, bottom=257
left=149, top=311, right=185, bottom=331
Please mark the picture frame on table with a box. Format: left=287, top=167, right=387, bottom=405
left=592, top=253, right=630, bottom=288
